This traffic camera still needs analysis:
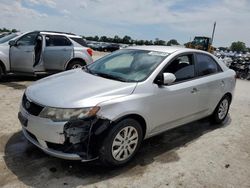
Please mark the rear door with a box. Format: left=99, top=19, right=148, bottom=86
left=43, top=35, right=73, bottom=70
left=10, top=32, right=38, bottom=72
left=194, top=53, right=224, bottom=113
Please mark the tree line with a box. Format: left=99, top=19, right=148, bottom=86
left=0, top=28, right=18, bottom=33
left=0, top=27, right=249, bottom=52
left=83, top=35, right=249, bottom=52
left=221, top=41, right=250, bottom=53
left=83, top=35, right=180, bottom=46
left=83, top=35, right=250, bottom=52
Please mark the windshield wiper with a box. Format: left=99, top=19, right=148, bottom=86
left=94, top=72, right=131, bottom=82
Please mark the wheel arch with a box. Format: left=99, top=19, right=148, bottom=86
left=223, top=92, right=232, bottom=104
left=65, top=58, right=86, bottom=70
left=112, top=114, right=147, bottom=139
left=211, top=92, right=232, bottom=124
left=212, top=92, right=233, bottom=114
left=0, top=60, right=6, bottom=74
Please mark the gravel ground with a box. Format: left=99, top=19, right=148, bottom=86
left=0, top=66, right=249, bottom=187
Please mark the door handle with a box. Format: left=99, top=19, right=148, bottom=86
left=24, top=50, right=32, bottom=52
left=191, top=87, right=199, bottom=94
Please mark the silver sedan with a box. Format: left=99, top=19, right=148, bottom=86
left=18, top=46, right=236, bottom=166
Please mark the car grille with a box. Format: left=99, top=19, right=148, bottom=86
left=22, top=94, right=44, bottom=116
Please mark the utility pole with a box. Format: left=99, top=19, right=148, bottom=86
left=211, top=21, right=216, bottom=45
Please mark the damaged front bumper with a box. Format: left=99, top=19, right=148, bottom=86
left=19, top=106, right=111, bottom=161
left=22, top=128, right=85, bottom=160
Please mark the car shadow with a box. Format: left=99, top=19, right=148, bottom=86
left=2, top=115, right=231, bottom=187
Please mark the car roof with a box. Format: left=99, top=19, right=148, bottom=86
left=127, top=45, right=228, bottom=71
left=38, top=31, right=81, bottom=38
left=126, top=45, right=208, bottom=54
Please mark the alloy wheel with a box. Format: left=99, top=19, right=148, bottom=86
left=111, top=126, right=139, bottom=161
left=71, top=64, right=82, bottom=69
left=218, top=99, right=229, bottom=120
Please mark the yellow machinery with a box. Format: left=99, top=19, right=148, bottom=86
left=186, top=22, right=216, bottom=53
left=186, top=36, right=214, bottom=53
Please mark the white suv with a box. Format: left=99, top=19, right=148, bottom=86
left=0, top=31, right=93, bottom=79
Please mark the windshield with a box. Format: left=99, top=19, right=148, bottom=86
left=0, top=33, right=18, bottom=44
left=87, top=49, right=169, bottom=82
left=192, top=37, right=208, bottom=46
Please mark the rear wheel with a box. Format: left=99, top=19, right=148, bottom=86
left=211, top=95, right=230, bottom=124
left=0, top=66, right=3, bottom=81
left=66, top=60, right=85, bottom=70
left=99, top=118, right=143, bottom=166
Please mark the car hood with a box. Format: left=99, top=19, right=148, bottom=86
left=0, top=44, right=9, bottom=49
left=26, top=69, right=137, bottom=108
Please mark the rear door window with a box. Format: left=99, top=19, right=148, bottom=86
left=70, top=37, right=87, bottom=47
left=45, top=35, right=72, bottom=46
left=195, top=53, right=222, bottom=76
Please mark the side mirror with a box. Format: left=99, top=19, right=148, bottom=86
left=163, top=73, right=176, bottom=85
left=37, top=35, right=42, bottom=41
left=8, top=40, right=16, bottom=46
left=154, top=73, right=176, bottom=85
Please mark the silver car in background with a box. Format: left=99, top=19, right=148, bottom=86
left=0, top=31, right=93, bottom=79
left=18, top=46, right=236, bottom=166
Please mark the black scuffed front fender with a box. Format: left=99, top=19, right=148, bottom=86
left=62, top=117, right=111, bottom=160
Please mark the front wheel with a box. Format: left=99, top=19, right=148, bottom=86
left=99, top=118, right=143, bottom=166
left=211, top=96, right=230, bottom=124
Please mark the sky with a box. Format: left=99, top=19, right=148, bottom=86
left=0, top=0, right=250, bottom=47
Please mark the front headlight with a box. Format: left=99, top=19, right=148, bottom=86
left=38, top=106, right=100, bottom=122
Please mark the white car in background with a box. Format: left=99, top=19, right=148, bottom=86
left=0, top=31, right=93, bottom=80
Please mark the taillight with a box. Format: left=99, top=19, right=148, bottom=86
left=87, top=48, right=93, bottom=56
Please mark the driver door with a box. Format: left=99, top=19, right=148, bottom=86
left=148, top=53, right=205, bottom=134
left=10, top=32, right=38, bottom=73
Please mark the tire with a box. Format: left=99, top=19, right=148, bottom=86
left=211, top=95, right=230, bottom=124
left=247, top=73, right=250, bottom=80
left=239, top=72, right=247, bottom=80
left=99, top=118, right=143, bottom=167
left=66, top=60, right=85, bottom=70
left=0, top=66, right=3, bottom=81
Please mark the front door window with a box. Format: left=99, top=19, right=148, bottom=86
left=16, top=33, right=38, bottom=46
left=163, top=54, right=195, bottom=82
